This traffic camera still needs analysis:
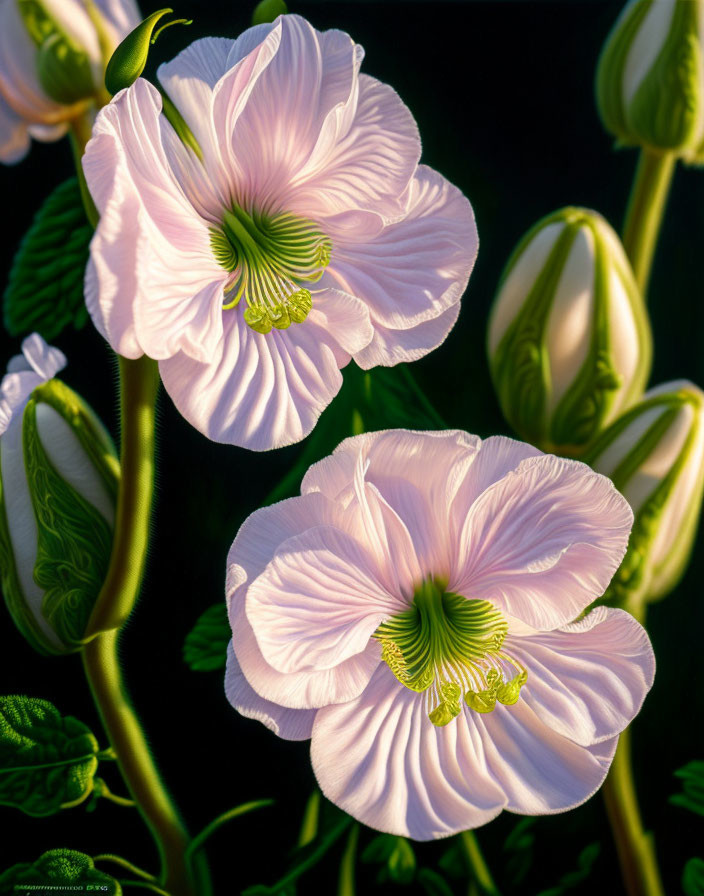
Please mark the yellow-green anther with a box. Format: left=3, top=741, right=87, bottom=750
left=215, top=205, right=331, bottom=335
left=596, top=0, right=704, bottom=161
left=104, top=8, right=191, bottom=97
left=375, top=579, right=527, bottom=727
left=252, top=0, right=287, bottom=26
left=586, top=380, right=704, bottom=606
left=488, top=207, right=652, bottom=455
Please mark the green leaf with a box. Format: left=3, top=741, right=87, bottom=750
left=683, top=858, right=704, bottom=896
left=537, top=843, right=600, bottom=896
left=3, top=178, right=92, bottom=341
left=416, top=868, right=454, bottom=896
left=0, top=849, right=121, bottom=895
left=266, top=364, right=444, bottom=505
left=671, top=761, right=704, bottom=816
left=362, top=834, right=415, bottom=885
left=503, top=817, right=536, bottom=885
left=183, top=604, right=230, bottom=671
left=0, top=695, right=100, bottom=816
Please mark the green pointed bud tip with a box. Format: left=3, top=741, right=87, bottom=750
left=0, top=379, right=119, bottom=656
left=588, top=381, right=704, bottom=606
left=252, top=0, right=287, bottom=26
left=488, top=206, right=652, bottom=455
left=596, top=0, right=704, bottom=156
left=104, top=8, right=192, bottom=96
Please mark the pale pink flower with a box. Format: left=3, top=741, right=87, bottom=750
left=0, top=0, right=140, bottom=163
left=225, top=429, right=654, bottom=839
left=82, top=15, right=477, bottom=450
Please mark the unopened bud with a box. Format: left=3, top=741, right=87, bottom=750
left=488, top=207, right=652, bottom=454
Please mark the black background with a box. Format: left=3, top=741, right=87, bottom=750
left=1, top=1, right=704, bottom=893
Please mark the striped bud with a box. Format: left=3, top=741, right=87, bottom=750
left=587, top=381, right=704, bottom=605
left=488, top=207, right=652, bottom=454
left=0, top=335, right=118, bottom=654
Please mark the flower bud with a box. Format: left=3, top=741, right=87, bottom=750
left=488, top=207, right=652, bottom=454
left=596, top=0, right=704, bottom=161
left=586, top=381, right=704, bottom=606
left=0, top=334, right=119, bottom=654
left=0, top=0, right=140, bottom=164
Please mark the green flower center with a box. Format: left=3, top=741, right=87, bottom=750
left=374, top=579, right=528, bottom=727
left=210, top=205, right=332, bottom=334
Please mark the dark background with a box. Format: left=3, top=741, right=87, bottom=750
left=1, top=1, right=704, bottom=893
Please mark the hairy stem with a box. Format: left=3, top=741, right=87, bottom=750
left=622, top=148, right=676, bottom=298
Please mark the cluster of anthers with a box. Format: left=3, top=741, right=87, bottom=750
left=210, top=205, right=333, bottom=334
left=375, top=579, right=528, bottom=727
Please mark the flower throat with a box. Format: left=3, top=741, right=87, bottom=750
left=375, top=579, right=528, bottom=727
left=210, top=206, right=332, bottom=334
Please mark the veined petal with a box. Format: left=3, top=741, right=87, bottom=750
left=509, top=607, right=654, bottom=746
left=158, top=310, right=346, bottom=450
left=225, top=642, right=315, bottom=741
left=246, top=524, right=402, bottom=675
left=354, top=301, right=461, bottom=369
left=0, top=91, right=28, bottom=163
left=311, top=663, right=507, bottom=839
left=329, top=166, right=477, bottom=329
left=476, top=700, right=619, bottom=815
left=452, top=454, right=633, bottom=630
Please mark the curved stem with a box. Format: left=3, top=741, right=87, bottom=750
left=298, top=789, right=321, bottom=848
left=69, top=113, right=99, bottom=228
left=337, top=824, right=359, bottom=896
left=603, top=726, right=664, bottom=896
left=622, top=148, right=676, bottom=298
left=186, top=799, right=274, bottom=860
left=94, top=855, right=156, bottom=882
left=81, top=357, right=211, bottom=896
left=459, top=830, right=500, bottom=896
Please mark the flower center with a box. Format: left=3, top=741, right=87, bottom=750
left=210, top=206, right=332, bottom=334
left=374, top=579, right=528, bottom=727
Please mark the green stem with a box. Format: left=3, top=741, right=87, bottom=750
left=337, top=824, right=359, bottom=896
left=69, top=112, right=99, bottom=228
left=186, top=799, right=274, bottom=860
left=459, top=830, right=500, bottom=896
left=298, top=790, right=321, bottom=848
left=94, top=855, right=156, bottom=882
left=622, top=148, right=676, bottom=298
left=81, top=357, right=211, bottom=896
left=95, top=778, right=137, bottom=808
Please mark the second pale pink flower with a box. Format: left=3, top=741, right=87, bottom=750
left=82, top=14, right=478, bottom=450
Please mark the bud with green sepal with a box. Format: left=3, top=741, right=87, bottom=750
left=0, top=334, right=119, bottom=655
left=596, top=0, right=704, bottom=161
left=488, top=207, right=652, bottom=455
left=586, top=381, right=704, bottom=608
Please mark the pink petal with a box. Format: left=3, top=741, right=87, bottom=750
left=509, top=607, right=654, bottom=746
left=0, top=91, right=28, bottom=163
left=225, top=642, right=315, bottom=741
left=311, top=664, right=507, bottom=839
left=19, top=333, right=66, bottom=380
left=477, top=701, right=619, bottom=814
left=289, top=74, right=420, bottom=221
left=329, top=165, right=477, bottom=330
left=158, top=311, right=346, bottom=450
left=354, top=301, right=461, bottom=368
left=246, top=524, right=405, bottom=675
left=452, top=454, right=633, bottom=630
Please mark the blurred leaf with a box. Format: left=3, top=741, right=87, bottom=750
left=362, top=834, right=415, bottom=885
left=537, top=843, right=600, bottom=896
left=266, top=364, right=445, bottom=504
left=671, top=761, right=704, bottom=816
left=0, top=695, right=99, bottom=816
left=3, top=178, right=91, bottom=341
left=503, top=817, right=537, bottom=885
left=683, top=858, right=704, bottom=896
left=243, top=801, right=351, bottom=895
left=416, top=868, right=454, bottom=896
left=438, top=842, right=465, bottom=879
left=252, top=0, right=287, bottom=25
left=0, top=849, right=120, bottom=895
left=183, top=604, right=230, bottom=672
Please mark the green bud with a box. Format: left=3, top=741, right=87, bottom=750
left=252, top=0, right=287, bottom=26
left=596, top=0, right=704, bottom=161
left=488, top=207, right=652, bottom=455
left=0, top=375, right=118, bottom=655
left=105, top=8, right=191, bottom=97
left=586, top=381, right=704, bottom=606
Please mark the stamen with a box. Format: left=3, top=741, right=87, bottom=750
left=210, top=205, right=332, bottom=334
left=375, top=579, right=528, bottom=727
